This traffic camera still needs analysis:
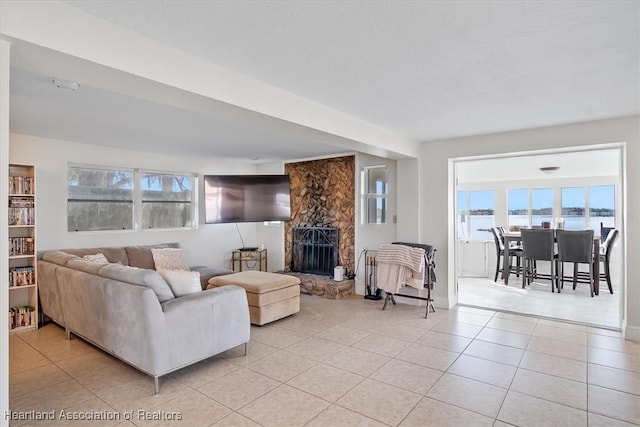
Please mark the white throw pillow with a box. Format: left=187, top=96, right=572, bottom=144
left=82, top=253, right=109, bottom=264
left=151, top=248, right=190, bottom=271
left=157, top=269, right=201, bottom=297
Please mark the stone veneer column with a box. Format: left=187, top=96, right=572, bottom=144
left=285, top=156, right=355, bottom=274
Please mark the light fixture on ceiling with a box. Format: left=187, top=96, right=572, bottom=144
left=539, top=166, right=560, bottom=174
left=51, top=78, right=80, bottom=91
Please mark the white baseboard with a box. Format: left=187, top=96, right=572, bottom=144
left=624, top=324, right=640, bottom=342
left=432, top=297, right=450, bottom=310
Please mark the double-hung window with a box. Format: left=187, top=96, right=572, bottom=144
left=141, top=171, right=194, bottom=229
left=68, top=165, right=134, bottom=231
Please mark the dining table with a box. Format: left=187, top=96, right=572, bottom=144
left=502, top=230, right=601, bottom=295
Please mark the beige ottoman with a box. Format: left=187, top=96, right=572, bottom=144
left=207, top=271, right=300, bottom=326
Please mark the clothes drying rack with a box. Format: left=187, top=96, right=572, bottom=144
left=364, top=242, right=436, bottom=318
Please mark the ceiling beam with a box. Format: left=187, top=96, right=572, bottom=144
left=1, top=0, right=420, bottom=159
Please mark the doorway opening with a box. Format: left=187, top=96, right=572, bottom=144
left=452, top=145, right=624, bottom=329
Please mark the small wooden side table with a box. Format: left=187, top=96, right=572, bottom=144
left=232, top=249, right=267, bottom=272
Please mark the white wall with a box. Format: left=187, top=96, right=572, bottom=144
left=9, top=133, right=260, bottom=270
left=396, top=158, right=421, bottom=241
left=354, top=153, right=398, bottom=295
left=256, top=161, right=286, bottom=272
left=406, top=116, right=640, bottom=341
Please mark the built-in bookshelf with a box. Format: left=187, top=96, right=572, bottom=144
left=8, top=164, right=38, bottom=333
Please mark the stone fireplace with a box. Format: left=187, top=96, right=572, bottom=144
left=285, top=155, right=355, bottom=274
left=284, top=156, right=355, bottom=298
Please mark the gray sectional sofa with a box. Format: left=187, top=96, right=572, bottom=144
left=38, top=243, right=249, bottom=393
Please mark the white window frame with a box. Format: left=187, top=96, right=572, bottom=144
left=139, top=169, right=198, bottom=230
left=361, top=165, right=388, bottom=224
left=67, top=163, right=198, bottom=232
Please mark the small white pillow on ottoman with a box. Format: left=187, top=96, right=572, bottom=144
left=157, top=269, right=201, bottom=297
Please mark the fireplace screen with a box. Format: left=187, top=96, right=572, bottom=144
left=291, top=227, right=339, bottom=275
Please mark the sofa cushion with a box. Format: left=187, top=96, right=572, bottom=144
left=98, top=264, right=175, bottom=302
left=151, top=248, right=190, bottom=271
left=62, top=247, right=129, bottom=265
left=126, top=243, right=180, bottom=269
left=158, top=269, right=202, bottom=297
left=42, top=250, right=79, bottom=266
left=82, top=253, right=109, bottom=264
left=66, top=258, right=105, bottom=275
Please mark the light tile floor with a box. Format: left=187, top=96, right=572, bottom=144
left=9, top=295, right=640, bottom=426
left=458, top=277, right=621, bottom=329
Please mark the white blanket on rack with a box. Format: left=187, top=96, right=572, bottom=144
left=376, top=244, right=425, bottom=294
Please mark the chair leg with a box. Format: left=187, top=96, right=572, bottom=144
left=494, top=254, right=500, bottom=282
left=572, top=262, right=578, bottom=290
left=589, top=263, right=595, bottom=298
left=605, top=260, right=614, bottom=294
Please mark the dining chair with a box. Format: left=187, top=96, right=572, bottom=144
left=490, top=227, right=522, bottom=282
left=521, top=229, right=558, bottom=292
left=556, top=229, right=595, bottom=297
left=599, top=228, right=618, bottom=294
left=600, top=222, right=614, bottom=241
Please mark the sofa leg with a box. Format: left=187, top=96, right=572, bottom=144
left=153, top=376, right=160, bottom=394
left=244, top=342, right=248, bottom=356
left=65, top=328, right=73, bottom=340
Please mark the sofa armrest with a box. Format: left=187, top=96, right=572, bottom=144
left=161, top=285, right=250, bottom=368
left=54, top=266, right=170, bottom=375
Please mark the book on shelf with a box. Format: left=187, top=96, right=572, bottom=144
left=8, top=176, right=34, bottom=195
left=9, top=196, right=35, bottom=207
left=8, top=237, right=35, bottom=256
left=9, top=266, right=36, bottom=287
left=9, top=207, right=35, bottom=225
left=9, top=305, right=36, bottom=330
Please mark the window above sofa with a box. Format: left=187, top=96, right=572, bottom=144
left=67, top=164, right=196, bottom=232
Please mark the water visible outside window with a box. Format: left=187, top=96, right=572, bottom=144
left=531, top=188, right=553, bottom=228
left=562, top=187, right=586, bottom=230
left=469, top=191, right=495, bottom=240
left=589, top=185, right=615, bottom=234
left=458, top=190, right=495, bottom=240
left=508, top=188, right=528, bottom=229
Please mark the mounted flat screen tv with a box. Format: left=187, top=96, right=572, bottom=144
left=204, top=175, right=291, bottom=224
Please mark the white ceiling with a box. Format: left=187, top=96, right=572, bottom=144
left=456, top=148, right=621, bottom=184
left=3, top=0, right=639, bottom=161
